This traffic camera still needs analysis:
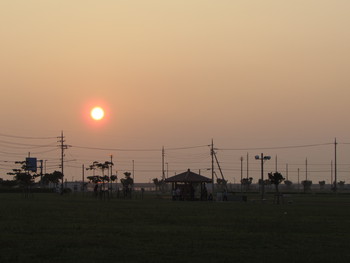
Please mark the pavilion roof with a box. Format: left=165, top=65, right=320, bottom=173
left=164, top=169, right=212, bottom=183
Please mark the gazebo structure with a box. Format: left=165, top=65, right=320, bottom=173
left=164, top=169, right=212, bottom=200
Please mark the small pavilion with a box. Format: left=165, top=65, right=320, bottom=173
left=164, top=169, right=212, bottom=200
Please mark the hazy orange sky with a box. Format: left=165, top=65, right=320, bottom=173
left=1, top=0, right=350, bottom=183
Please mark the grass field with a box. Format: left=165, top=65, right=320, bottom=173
left=1, top=192, right=350, bottom=263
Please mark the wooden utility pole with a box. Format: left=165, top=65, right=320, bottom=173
left=260, top=153, right=264, bottom=200
left=334, top=138, right=337, bottom=192
left=240, top=156, right=243, bottom=192
left=211, top=139, right=214, bottom=193
left=162, top=146, right=165, bottom=180
left=275, top=155, right=278, bottom=172
left=246, top=152, right=249, bottom=180
left=58, top=131, right=68, bottom=194
left=39, top=160, right=43, bottom=187
left=110, top=155, right=113, bottom=191
left=331, top=160, right=333, bottom=188
left=82, top=164, right=85, bottom=193
left=305, top=158, right=308, bottom=181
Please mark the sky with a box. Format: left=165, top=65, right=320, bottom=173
left=1, top=0, right=350, bottom=184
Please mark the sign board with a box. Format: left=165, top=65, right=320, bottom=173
left=26, top=157, right=37, bottom=172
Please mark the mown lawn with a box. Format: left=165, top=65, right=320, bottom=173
left=0, top=193, right=350, bottom=262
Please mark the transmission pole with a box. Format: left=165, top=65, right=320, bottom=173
left=305, top=158, right=308, bottom=181
left=240, top=156, right=243, bottom=192
left=334, top=138, right=337, bottom=192
left=82, top=164, right=85, bottom=193
left=331, top=160, right=333, bottom=189
left=58, top=131, right=69, bottom=194
left=162, top=146, right=165, bottom=180
left=39, top=160, right=43, bottom=187
left=275, top=155, right=278, bottom=172
left=211, top=139, right=214, bottom=193
left=246, top=152, right=249, bottom=180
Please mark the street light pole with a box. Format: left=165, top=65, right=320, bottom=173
left=255, top=153, right=271, bottom=201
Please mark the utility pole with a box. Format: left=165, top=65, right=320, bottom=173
left=132, top=160, right=135, bottom=181
left=166, top=162, right=168, bottom=178
left=334, top=138, right=337, bottom=192
left=286, top=163, right=289, bottom=181
left=211, top=139, right=214, bottom=193
left=82, top=164, right=85, bottom=193
left=297, top=168, right=300, bottom=192
left=240, top=156, right=243, bottom=192
left=305, top=158, right=308, bottom=181
left=246, top=152, right=249, bottom=180
left=39, top=160, right=43, bottom=187
left=255, top=153, right=271, bottom=201
left=331, top=160, right=333, bottom=189
left=260, top=154, right=264, bottom=200
left=275, top=155, right=278, bottom=172
left=58, top=131, right=69, bottom=194
left=162, top=146, right=165, bottom=180
left=110, top=155, right=113, bottom=191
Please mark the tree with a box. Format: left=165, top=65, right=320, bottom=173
left=7, top=161, right=39, bottom=197
left=268, top=172, right=285, bottom=193
left=301, top=180, right=312, bottom=192
left=268, top=172, right=285, bottom=204
left=152, top=178, right=166, bottom=192
left=241, top=177, right=253, bottom=191
left=41, top=171, right=63, bottom=188
left=338, top=181, right=345, bottom=190
left=87, top=161, right=113, bottom=192
left=0, top=179, right=17, bottom=188
left=319, top=180, right=325, bottom=190
left=121, top=172, right=134, bottom=198
left=284, top=180, right=293, bottom=190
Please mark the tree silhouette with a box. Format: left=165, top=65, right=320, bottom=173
left=268, top=172, right=285, bottom=193
left=121, top=172, right=134, bottom=198
left=41, top=171, right=63, bottom=188
left=7, top=161, right=39, bottom=197
left=301, top=180, right=312, bottom=192
left=268, top=171, right=285, bottom=204
left=241, top=177, right=253, bottom=191
left=152, top=178, right=166, bottom=192
left=319, top=180, right=325, bottom=190
left=284, top=180, right=293, bottom=190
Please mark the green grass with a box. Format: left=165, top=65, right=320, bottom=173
left=1, top=193, right=350, bottom=262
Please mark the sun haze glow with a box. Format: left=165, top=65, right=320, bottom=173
left=90, top=107, right=105, bottom=121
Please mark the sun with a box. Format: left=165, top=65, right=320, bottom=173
left=90, top=107, right=105, bottom=121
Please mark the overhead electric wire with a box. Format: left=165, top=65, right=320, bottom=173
left=217, top=142, right=333, bottom=151
left=71, top=144, right=209, bottom=152
left=0, top=139, right=57, bottom=148
left=0, top=132, right=57, bottom=140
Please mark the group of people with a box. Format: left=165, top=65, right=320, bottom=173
left=172, top=184, right=211, bottom=201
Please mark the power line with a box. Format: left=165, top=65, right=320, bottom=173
left=71, top=144, right=209, bottom=152
left=217, top=143, right=333, bottom=151
left=0, top=132, right=57, bottom=140
left=0, top=139, right=57, bottom=148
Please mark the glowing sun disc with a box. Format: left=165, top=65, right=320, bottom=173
left=91, top=107, right=104, bottom=120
